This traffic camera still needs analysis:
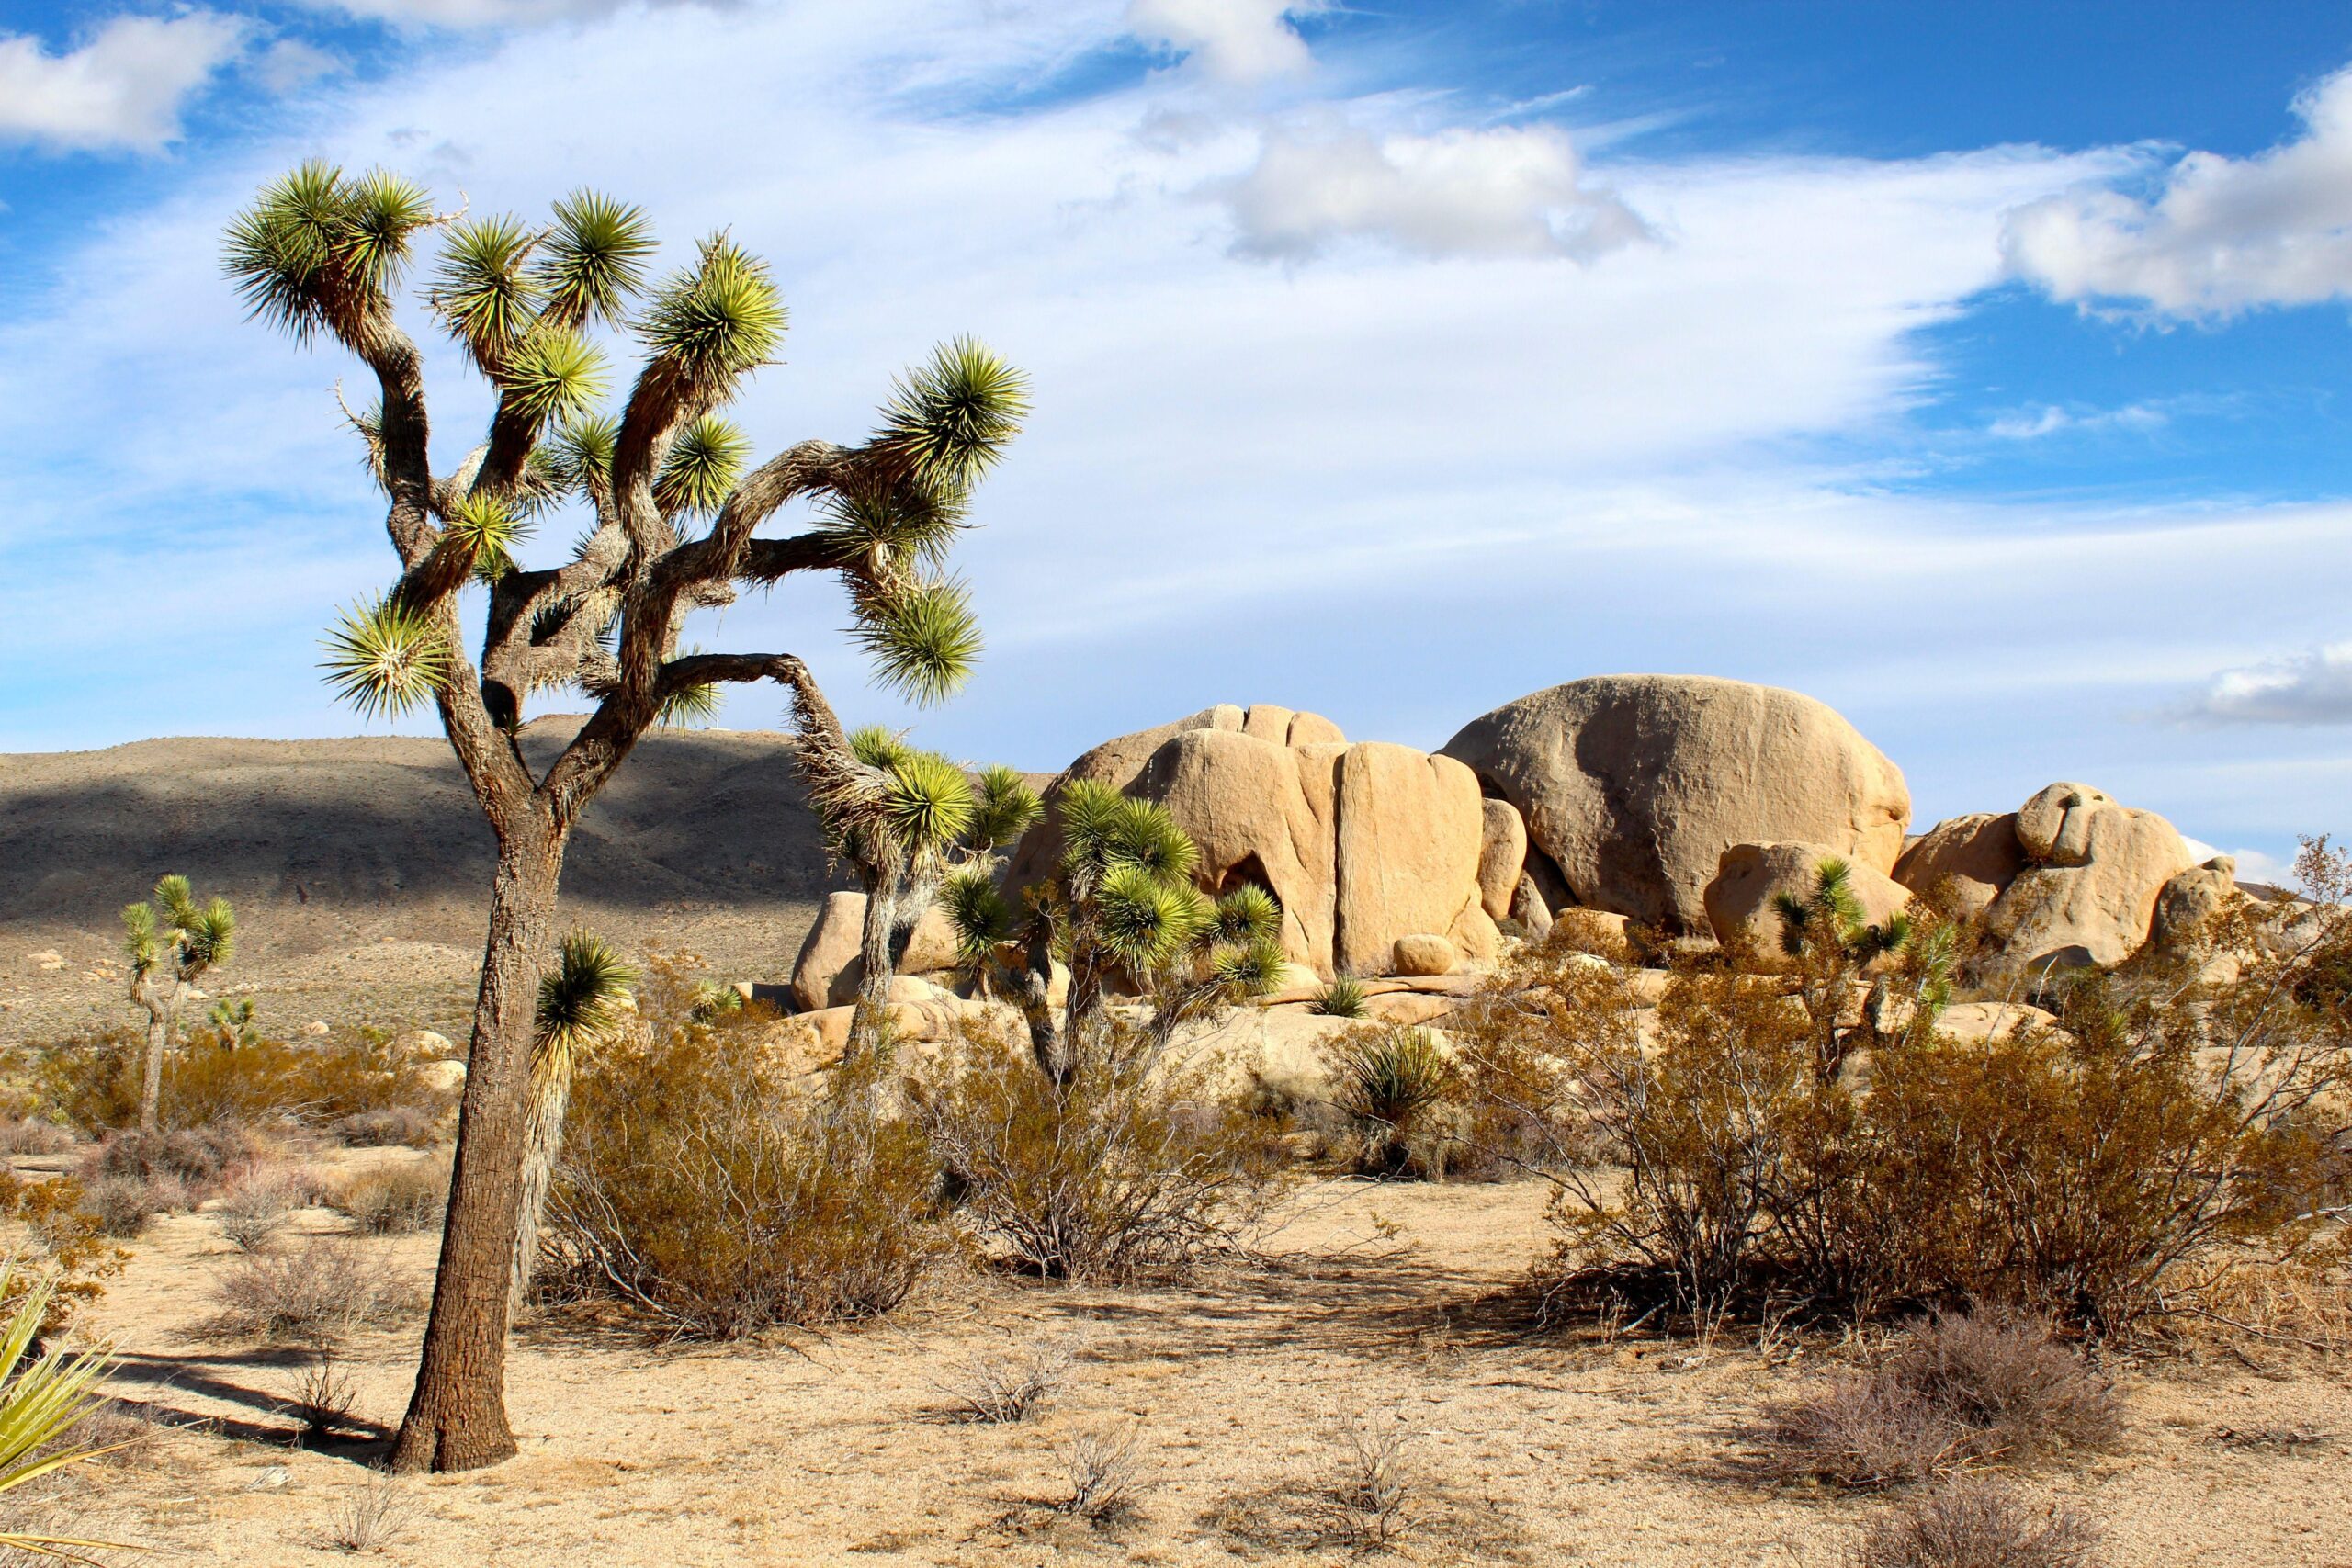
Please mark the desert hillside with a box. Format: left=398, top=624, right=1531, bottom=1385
left=0, top=718, right=854, bottom=1043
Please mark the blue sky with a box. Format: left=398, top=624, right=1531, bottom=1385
left=3, top=0, right=2350, bottom=879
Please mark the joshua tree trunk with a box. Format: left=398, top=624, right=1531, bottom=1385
left=848, top=869, right=901, bottom=1064
left=391, top=822, right=565, bottom=1473
left=133, top=982, right=173, bottom=1134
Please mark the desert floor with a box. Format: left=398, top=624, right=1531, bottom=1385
left=29, top=1153, right=2350, bottom=1568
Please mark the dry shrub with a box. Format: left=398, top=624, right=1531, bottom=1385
left=1505, top=870, right=2352, bottom=1334
left=33, top=1027, right=452, bottom=1144
left=321, top=1472, right=413, bottom=1554
left=543, top=1017, right=945, bottom=1338
left=916, top=1022, right=1274, bottom=1281
left=1846, top=1479, right=2100, bottom=1568
left=1764, top=1314, right=2121, bottom=1490
left=88, top=1124, right=257, bottom=1190
left=77, top=1174, right=186, bottom=1239
left=1314, top=1412, right=1419, bottom=1548
left=0, top=1170, right=125, bottom=1331
left=215, top=1171, right=308, bottom=1252
left=288, top=1350, right=360, bottom=1439
left=934, top=1341, right=1073, bottom=1424
left=1056, top=1426, right=1149, bottom=1521
left=0, top=1119, right=78, bottom=1157
left=210, top=1236, right=413, bottom=1342
left=331, top=1160, right=448, bottom=1236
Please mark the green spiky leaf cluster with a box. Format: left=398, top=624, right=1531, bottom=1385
left=1311, top=976, right=1369, bottom=1019
left=448, top=493, right=532, bottom=580
left=880, top=750, right=977, bottom=852
left=969, top=765, right=1043, bottom=852
left=655, top=415, right=750, bottom=519
left=639, top=233, right=786, bottom=392
left=223, top=162, right=434, bottom=345
left=535, top=931, right=638, bottom=1066
left=852, top=578, right=983, bottom=706
left=941, top=865, right=1013, bottom=968
left=0, top=1267, right=132, bottom=1560
left=874, top=336, right=1030, bottom=490
left=1060, top=781, right=1198, bottom=889
left=122, top=874, right=235, bottom=983
left=320, top=595, right=455, bottom=719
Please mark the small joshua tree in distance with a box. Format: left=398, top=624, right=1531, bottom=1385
left=121, top=874, right=235, bottom=1134
left=223, top=164, right=1025, bottom=1472
left=1774, top=858, right=1954, bottom=1080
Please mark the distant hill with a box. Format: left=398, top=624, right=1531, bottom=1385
left=0, top=718, right=853, bottom=1044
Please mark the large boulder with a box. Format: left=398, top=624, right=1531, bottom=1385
left=787, top=891, right=960, bottom=1012
left=1894, top=812, right=2027, bottom=919
left=1006, top=706, right=1497, bottom=978
left=1703, top=841, right=1913, bottom=951
left=1442, top=675, right=1910, bottom=932
left=1476, top=799, right=1528, bottom=922
left=1980, top=784, right=2196, bottom=973
left=2150, top=856, right=2240, bottom=951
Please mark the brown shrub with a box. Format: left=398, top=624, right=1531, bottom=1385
left=0, top=1170, right=126, bottom=1331
left=1764, top=1313, right=2122, bottom=1490
left=77, top=1174, right=186, bottom=1239
left=542, top=1018, right=946, bottom=1338
left=0, top=1119, right=79, bottom=1157
left=1845, top=1479, right=2101, bottom=1568
left=210, top=1236, right=414, bottom=1342
left=916, top=1023, right=1275, bottom=1281
left=330, top=1159, right=448, bottom=1236
left=33, top=1028, right=452, bottom=1144
left=214, top=1172, right=305, bottom=1252
left=88, top=1124, right=258, bottom=1190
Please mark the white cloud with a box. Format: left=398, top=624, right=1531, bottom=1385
left=2179, top=642, right=2352, bottom=725
left=0, top=12, right=249, bottom=153
left=1125, top=0, right=1316, bottom=84
left=284, top=0, right=684, bottom=26
left=2004, top=62, right=2352, bottom=318
left=1216, top=120, right=1652, bottom=261
left=250, top=39, right=345, bottom=95
left=2181, top=837, right=2295, bottom=886
left=1984, top=400, right=2166, bottom=440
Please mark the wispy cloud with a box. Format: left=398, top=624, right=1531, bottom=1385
left=2003, top=61, right=2352, bottom=319
left=1125, top=0, right=1320, bottom=84
left=0, top=12, right=251, bottom=154
left=1984, top=400, right=2168, bottom=440
left=2179, top=642, right=2352, bottom=726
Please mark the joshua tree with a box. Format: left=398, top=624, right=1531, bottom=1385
left=794, top=720, right=1040, bottom=1061
left=941, top=781, right=1286, bottom=1082
left=1774, top=858, right=1954, bottom=1079
left=511, top=931, right=637, bottom=1319
left=223, top=164, right=1025, bottom=1472
left=121, top=875, right=235, bottom=1134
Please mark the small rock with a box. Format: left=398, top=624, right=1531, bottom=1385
left=247, top=1464, right=289, bottom=1491
left=303, top=1021, right=331, bottom=1037
left=1390, top=934, right=1456, bottom=976
left=29, top=952, right=64, bottom=972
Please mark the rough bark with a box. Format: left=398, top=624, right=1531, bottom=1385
left=391, top=825, right=564, bottom=1473
left=134, top=987, right=170, bottom=1135
left=849, top=873, right=900, bottom=1065
left=507, top=1063, right=573, bottom=1323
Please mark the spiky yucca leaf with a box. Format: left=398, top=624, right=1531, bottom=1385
left=848, top=724, right=914, bottom=770
left=656, top=682, right=721, bottom=729
left=1095, top=862, right=1211, bottom=973
left=654, top=414, right=750, bottom=518
left=0, top=1269, right=132, bottom=1560
left=1103, top=796, right=1197, bottom=885
left=320, top=595, right=455, bottom=720
left=547, top=413, right=619, bottom=497
left=221, top=161, right=351, bottom=344
left=152, top=874, right=197, bottom=929
left=1334, top=1026, right=1453, bottom=1131
left=1311, top=976, right=1369, bottom=1019
left=432, top=213, right=540, bottom=362
left=639, top=233, right=786, bottom=391
left=120, top=902, right=159, bottom=972
left=1057, top=780, right=1128, bottom=879
left=1214, top=885, right=1282, bottom=946
left=880, top=750, right=977, bottom=854
left=811, top=478, right=969, bottom=571
left=535, top=931, right=638, bottom=1067
left=852, top=579, right=981, bottom=705
left=1208, top=936, right=1287, bottom=996
left=941, top=865, right=1012, bottom=967
left=447, top=493, right=532, bottom=579
left=874, top=336, right=1029, bottom=490
left=501, top=326, right=609, bottom=428
left=338, top=168, right=435, bottom=296
left=969, top=764, right=1042, bottom=852
left=537, top=189, right=654, bottom=328
left=184, top=897, right=236, bottom=972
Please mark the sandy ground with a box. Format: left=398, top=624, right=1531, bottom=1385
left=29, top=1159, right=2349, bottom=1568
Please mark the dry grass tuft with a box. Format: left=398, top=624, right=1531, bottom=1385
left=1312, top=1411, right=1419, bottom=1548
left=1055, top=1426, right=1149, bottom=1522
left=320, top=1472, right=414, bottom=1554
left=1844, top=1479, right=2101, bottom=1568
left=1763, top=1313, right=2123, bottom=1491
left=329, top=1159, right=447, bottom=1236
left=933, top=1341, right=1073, bottom=1424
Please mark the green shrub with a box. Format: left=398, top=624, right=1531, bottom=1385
left=1326, top=1026, right=1454, bottom=1178
left=543, top=1018, right=945, bottom=1337
left=1310, top=979, right=1368, bottom=1020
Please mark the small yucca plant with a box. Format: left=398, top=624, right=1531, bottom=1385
left=1311, top=977, right=1369, bottom=1019
left=0, top=1268, right=130, bottom=1559
left=1331, top=1027, right=1454, bottom=1178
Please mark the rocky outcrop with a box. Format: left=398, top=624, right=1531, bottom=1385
left=1702, top=842, right=1913, bottom=951
left=2151, top=856, right=2240, bottom=951
left=788, top=891, right=960, bottom=1012
left=1442, top=675, right=1910, bottom=932
left=1008, top=706, right=1498, bottom=979
left=1894, top=812, right=2026, bottom=919
left=1980, top=784, right=2196, bottom=973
